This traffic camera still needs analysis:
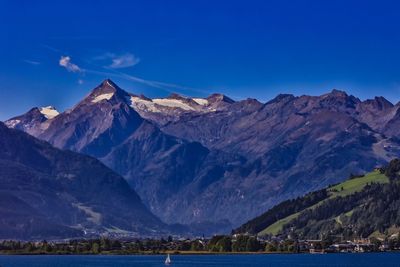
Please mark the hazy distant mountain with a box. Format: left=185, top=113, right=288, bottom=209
left=6, top=80, right=400, bottom=231
left=0, top=121, right=164, bottom=240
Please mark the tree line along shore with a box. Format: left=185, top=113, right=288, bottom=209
left=1, top=234, right=400, bottom=255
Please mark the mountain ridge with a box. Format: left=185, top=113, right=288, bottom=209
left=5, top=79, right=400, bottom=231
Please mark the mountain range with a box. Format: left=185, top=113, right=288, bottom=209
left=5, top=79, right=400, bottom=233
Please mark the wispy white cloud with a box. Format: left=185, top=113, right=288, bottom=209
left=110, top=53, right=140, bottom=68
left=23, top=59, right=41, bottom=65
left=41, top=44, right=62, bottom=53
left=59, top=56, right=82, bottom=73
left=95, top=52, right=140, bottom=69
left=47, top=46, right=209, bottom=96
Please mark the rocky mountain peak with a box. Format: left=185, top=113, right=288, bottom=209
left=92, top=79, right=126, bottom=95
left=4, top=106, right=51, bottom=136
left=167, top=93, right=186, bottom=100
left=363, top=96, right=394, bottom=110
left=206, top=93, right=235, bottom=104
left=319, top=89, right=360, bottom=110
left=266, top=94, right=296, bottom=105
left=24, top=107, right=44, bottom=117
left=86, top=79, right=130, bottom=104
left=329, top=88, right=348, bottom=97
left=98, top=79, right=120, bottom=92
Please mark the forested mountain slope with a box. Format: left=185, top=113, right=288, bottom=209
left=235, top=160, right=400, bottom=240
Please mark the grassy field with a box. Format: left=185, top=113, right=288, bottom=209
left=259, top=212, right=301, bottom=236
left=258, top=170, right=389, bottom=236
left=328, top=170, right=389, bottom=197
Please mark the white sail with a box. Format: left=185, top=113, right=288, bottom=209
left=165, top=253, right=171, bottom=265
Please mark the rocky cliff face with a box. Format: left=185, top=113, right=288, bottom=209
left=6, top=80, right=400, bottom=231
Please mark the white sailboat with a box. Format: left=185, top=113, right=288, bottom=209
left=165, top=253, right=171, bottom=265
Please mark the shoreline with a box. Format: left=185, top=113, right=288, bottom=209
left=0, top=251, right=294, bottom=256
left=0, top=251, right=394, bottom=256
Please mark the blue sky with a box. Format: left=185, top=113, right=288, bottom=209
left=1, top=0, right=400, bottom=120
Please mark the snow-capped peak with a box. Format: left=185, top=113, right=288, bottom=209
left=39, top=106, right=59, bottom=119
left=88, top=79, right=125, bottom=104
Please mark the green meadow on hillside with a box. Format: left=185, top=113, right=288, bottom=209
left=328, top=170, right=389, bottom=197
left=258, top=170, right=389, bottom=236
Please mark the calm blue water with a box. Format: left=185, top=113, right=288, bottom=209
left=0, top=253, right=400, bottom=267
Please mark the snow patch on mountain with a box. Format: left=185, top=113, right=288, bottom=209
left=5, top=119, right=20, bottom=128
left=92, top=93, right=114, bottom=103
left=129, top=96, right=160, bottom=113
left=153, top=98, right=195, bottom=110
left=39, top=106, right=59, bottom=119
left=192, top=98, right=209, bottom=106
left=129, top=96, right=196, bottom=112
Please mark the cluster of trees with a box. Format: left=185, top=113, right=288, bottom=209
left=0, top=235, right=273, bottom=255
left=0, top=237, right=204, bottom=255
left=384, top=158, right=400, bottom=180
left=3, top=235, right=400, bottom=255
left=0, top=239, right=131, bottom=254
left=207, top=235, right=262, bottom=252
left=0, top=235, right=304, bottom=255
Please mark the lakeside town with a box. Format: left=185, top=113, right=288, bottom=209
left=1, top=234, right=400, bottom=255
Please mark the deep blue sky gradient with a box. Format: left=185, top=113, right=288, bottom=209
left=1, top=0, right=400, bottom=120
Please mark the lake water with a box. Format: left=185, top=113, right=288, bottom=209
left=0, top=253, right=400, bottom=267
